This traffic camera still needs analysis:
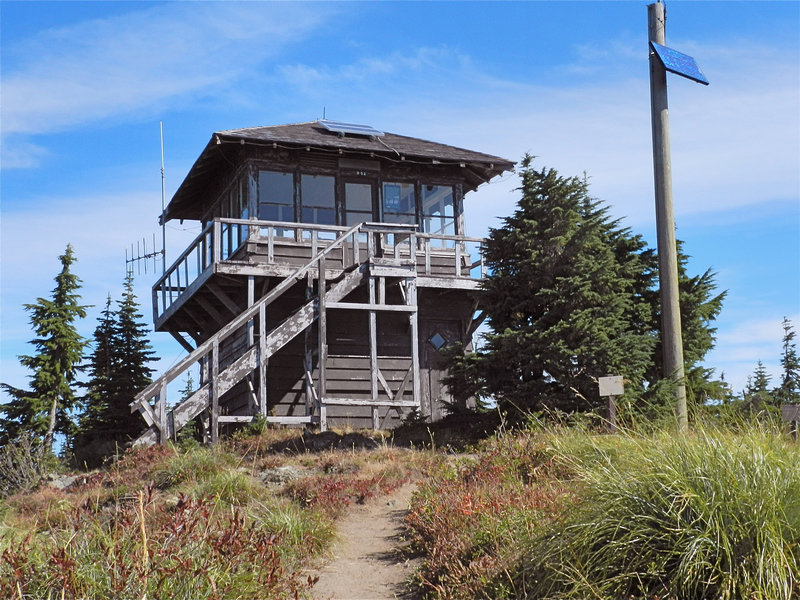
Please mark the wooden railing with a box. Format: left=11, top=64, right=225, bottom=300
left=153, top=218, right=486, bottom=323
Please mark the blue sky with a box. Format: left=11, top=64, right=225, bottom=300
left=1, top=1, right=798, bottom=400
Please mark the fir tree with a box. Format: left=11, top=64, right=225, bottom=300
left=73, top=296, right=116, bottom=453
left=644, top=242, right=727, bottom=404
left=478, top=159, right=655, bottom=411
left=744, top=360, right=773, bottom=409
left=0, top=245, right=88, bottom=450
left=445, top=159, right=726, bottom=418
left=73, top=273, right=157, bottom=464
left=774, top=317, right=800, bottom=405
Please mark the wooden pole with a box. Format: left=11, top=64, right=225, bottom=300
left=648, top=1, right=688, bottom=433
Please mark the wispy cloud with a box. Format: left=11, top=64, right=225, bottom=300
left=283, top=37, right=798, bottom=226
left=1, top=2, right=335, bottom=165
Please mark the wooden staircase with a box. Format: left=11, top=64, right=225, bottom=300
left=130, top=223, right=373, bottom=446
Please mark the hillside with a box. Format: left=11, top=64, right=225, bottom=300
left=1, top=419, right=798, bottom=600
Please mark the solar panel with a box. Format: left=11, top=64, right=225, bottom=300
left=318, top=120, right=385, bottom=138
left=650, top=42, right=709, bottom=85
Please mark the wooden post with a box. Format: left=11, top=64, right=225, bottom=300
left=157, top=381, right=168, bottom=444
left=648, top=1, right=688, bottom=433
left=607, top=396, right=617, bottom=433
left=211, top=340, right=219, bottom=443
left=408, top=276, right=422, bottom=416
left=318, top=256, right=328, bottom=432
left=259, top=302, right=268, bottom=418
left=369, top=275, right=379, bottom=430
left=304, top=273, right=315, bottom=417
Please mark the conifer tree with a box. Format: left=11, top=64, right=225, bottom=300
left=445, top=159, right=726, bottom=418
left=479, top=159, right=655, bottom=411
left=72, top=296, right=116, bottom=454
left=73, top=273, right=157, bottom=464
left=744, top=360, right=774, bottom=409
left=0, top=245, right=88, bottom=450
left=774, top=317, right=800, bottom=405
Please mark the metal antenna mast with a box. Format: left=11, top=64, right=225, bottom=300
left=160, top=121, right=167, bottom=274
left=647, top=1, right=708, bottom=434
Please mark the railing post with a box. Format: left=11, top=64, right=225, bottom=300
left=211, top=340, right=219, bottom=444
left=408, top=276, right=422, bottom=416
left=213, top=219, right=222, bottom=265
left=318, top=255, right=328, bottom=432
left=157, top=381, right=168, bottom=444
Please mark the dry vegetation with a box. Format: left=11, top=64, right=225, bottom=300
left=1, top=418, right=798, bottom=600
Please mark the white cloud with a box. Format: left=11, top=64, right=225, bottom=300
left=1, top=2, right=335, bottom=165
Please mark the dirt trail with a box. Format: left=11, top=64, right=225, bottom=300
left=311, top=481, right=420, bottom=600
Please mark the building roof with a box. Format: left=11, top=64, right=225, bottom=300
left=165, top=121, right=515, bottom=221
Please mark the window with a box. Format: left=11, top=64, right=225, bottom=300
left=382, top=182, right=415, bottom=225
left=345, top=182, right=374, bottom=226
left=258, top=171, right=294, bottom=222
left=421, top=185, right=455, bottom=243
left=301, top=174, right=335, bottom=225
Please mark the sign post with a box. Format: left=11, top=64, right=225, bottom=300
left=599, top=375, right=624, bottom=433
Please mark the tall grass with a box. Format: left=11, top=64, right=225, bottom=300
left=520, top=424, right=800, bottom=599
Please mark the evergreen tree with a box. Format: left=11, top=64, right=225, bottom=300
left=0, top=245, right=88, bottom=450
left=444, top=159, right=726, bottom=419
left=644, top=242, right=727, bottom=404
left=744, top=360, right=773, bottom=409
left=73, top=296, right=116, bottom=452
left=774, top=317, right=800, bottom=405
left=73, top=273, right=157, bottom=464
left=478, top=159, right=655, bottom=411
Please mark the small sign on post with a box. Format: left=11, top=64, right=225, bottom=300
left=781, top=404, right=800, bottom=440
left=598, top=375, right=624, bottom=433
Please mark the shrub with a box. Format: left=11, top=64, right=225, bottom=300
left=519, top=425, right=800, bottom=600
left=0, top=434, right=55, bottom=498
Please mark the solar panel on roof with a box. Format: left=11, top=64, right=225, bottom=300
left=318, top=119, right=385, bottom=138
left=650, top=42, right=709, bottom=85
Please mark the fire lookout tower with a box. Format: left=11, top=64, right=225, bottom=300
left=130, top=120, right=513, bottom=445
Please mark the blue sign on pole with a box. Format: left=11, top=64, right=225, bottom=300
left=650, top=41, right=709, bottom=85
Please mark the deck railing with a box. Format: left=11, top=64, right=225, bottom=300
left=153, top=218, right=486, bottom=323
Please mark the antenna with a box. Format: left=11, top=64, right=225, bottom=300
left=160, top=121, right=167, bottom=274
left=123, top=121, right=167, bottom=276
left=125, top=234, right=162, bottom=275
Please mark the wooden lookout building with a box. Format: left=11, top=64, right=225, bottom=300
left=130, top=120, right=513, bottom=445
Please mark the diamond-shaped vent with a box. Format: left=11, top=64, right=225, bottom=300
left=428, top=332, right=447, bottom=350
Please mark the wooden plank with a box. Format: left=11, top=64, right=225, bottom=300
left=327, top=302, right=417, bottom=312
left=369, top=276, right=378, bottom=429
left=172, top=386, right=210, bottom=429
left=195, top=295, right=228, bottom=328
left=392, top=366, right=414, bottom=402
left=323, top=397, right=418, bottom=407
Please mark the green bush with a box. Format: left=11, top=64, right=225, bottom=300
left=520, top=425, right=800, bottom=600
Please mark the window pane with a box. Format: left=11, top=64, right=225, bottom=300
left=421, top=185, right=453, bottom=217
left=258, top=171, right=293, bottom=205
left=301, top=174, right=335, bottom=209
left=383, top=182, right=414, bottom=214
left=345, top=183, right=373, bottom=225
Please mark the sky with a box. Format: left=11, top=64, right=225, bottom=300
left=1, top=0, right=798, bottom=403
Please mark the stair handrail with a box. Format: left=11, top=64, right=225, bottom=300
left=131, top=221, right=369, bottom=411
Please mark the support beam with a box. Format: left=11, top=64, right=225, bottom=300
left=318, top=257, right=328, bottom=432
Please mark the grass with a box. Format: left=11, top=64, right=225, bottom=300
left=0, top=428, right=426, bottom=599
left=406, top=420, right=800, bottom=600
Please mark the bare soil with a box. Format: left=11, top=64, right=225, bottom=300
left=311, top=481, right=421, bottom=600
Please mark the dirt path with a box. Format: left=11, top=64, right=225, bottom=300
left=311, top=481, right=420, bottom=600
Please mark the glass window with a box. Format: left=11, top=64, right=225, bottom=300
left=345, top=182, right=374, bottom=226
left=301, top=174, right=335, bottom=225
left=258, top=170, right=294, bottom=222
left=382, top=182, right=415, bottom=225
left=421, top=185, right=455, bottom=238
